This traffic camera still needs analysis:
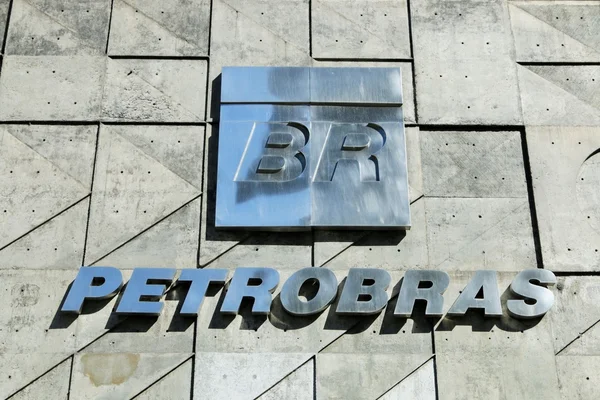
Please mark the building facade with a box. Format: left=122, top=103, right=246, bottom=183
left=0, top=0, right=599, bottom=398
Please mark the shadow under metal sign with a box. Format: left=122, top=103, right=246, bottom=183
left=215, top=66, right=410, bottom=230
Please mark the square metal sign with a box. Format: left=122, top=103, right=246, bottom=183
left=216, top=67, right=410, bottom=230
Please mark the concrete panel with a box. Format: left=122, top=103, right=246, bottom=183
left=0, top=0, right=10, bottom=51
left=556, top=356, right=600, bottom=400
left=379, top=359, right=435, bottom=400
left=510, top=1, right=600, bottom=62
left=11, top=357, right=71, bottom=400
left=424, top=197, right=535, bottom=271
left=0, top=198, right=88, bottom=269
left=5, top=0, right=110, bottom=55
left=70, top=353, right=191, bottom=400
left=311, top=61, right=416, bottom=124
left=102, top=58, right=207, bottom=122
left=420, top=130, right=527, bottom=198
left=312, top=0, right=410, bottom=59
left=194, top=353, right=311, bottom=400
left=518, top=65, right=600, bottom=126
left=0, top=56, right=105, bottom=120
left=0, top=128, right=90, bottom=249
left=317, top=199, right=428, bottom=269
left=108, top=0, right=210, bottom=56
left=527, top=126, right=600, bottom=271
left=434, top=272, right=560, bottom=400
left=548, top=276, right=600, bottom=354
left=258, top=359, right=313, bottom=400
left=136, top=358, right=192, bottom=400
left=84, top=125, right=201, bottom=265
left=411, top=0, right=522, bottom=125
left=1, top=353, right=70, bottom=399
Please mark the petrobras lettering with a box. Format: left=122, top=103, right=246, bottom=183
left=60, top=267, right=557, bottom=321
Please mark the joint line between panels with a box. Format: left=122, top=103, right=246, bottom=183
left=1, top=0, right=14, bottom=54
left=81, top=124, right=101, bottom=266
left=308, top=0, right=313, bottom=58
left=252, top=356, right=315, bottom=400
left=130, top=355, right=195, bottom=399
left=5, top=354, right=73, bottom=399
left=105, top=0, right=115, bottom=54
left=555, top=318, right=600, bottom=356
left=375, top=355, right=436, bottom=400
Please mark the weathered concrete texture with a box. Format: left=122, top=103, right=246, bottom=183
left=257, top=359, right=314, bottom=400
left=6, top=0, right=110, bottom=55
left=0, top=0, right=9, bottom=51
left=420, top=130, right=527, bottom=198
left=527, top=126, right=600, bottom=271
left=70, top=353, right=192, bottom=400
left=84, top=124, right=201, bottom=265
left=379, top=359, right=436, bottom=400
left=434, top=272, right=561, bottom=400
left=411, top=0, right=522, bottom=125
left=102, top=58, right=207, bottom=122
left=136, top=358, right=192, bottom=400
left=312, top=61, right=416, bottom=124
left=108, top=0, right=210, bottom=56
left=548, top=276, right=600, bottom=354
left=518, top=64, right=600, bottom=126
left=0, top=56, right=105, bottom=120
left=10, top=357, right=71, bottom=400
left=312, top=0, right=411, bottom=59
left=509, top=1, right=600, bottom=62
left=425, top=197, right=535, bottom=271
left=1, top=353, right=71, bottom=399
left=555, top=356, right=600, bottom=400
left=0, top=126, right=90, bottom=249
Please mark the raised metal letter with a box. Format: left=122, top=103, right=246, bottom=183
left=280, top=267, right=338, bottom=315
left=507, top=269, right=556, bottom=319
left=336, top=268, right=391, bottom=315
left=448, top=271, right=502, bottom=317
left=178, top=269, right=229, bottom=316
left=116, top=268, right=176, bottom=315
left=220, top=268, right=280, bottom=315
left=395, top=270, right=450, bottom=317
left=61, top=267, right=123, bottom=314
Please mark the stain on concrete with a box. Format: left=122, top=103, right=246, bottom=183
left=81, top=353, right=140, bottom=386
left=11, top=284, right=40, bottom=307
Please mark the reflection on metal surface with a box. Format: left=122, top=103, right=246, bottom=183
left=216, top=66, right=410, bottom=230
left=280, top=267, right=338, bottom=315
left=507, top=269, right=557, bottom=319
left=395, top=270, right=450, bottom=317
left=61, top=267, right=123, bottom=314
left=336, top=268, right=391, bottom=315
left=178, top=269, right=229, bottom=316
left=220, top=268, right=280, bottom=315
left=448, top=271, right=503, bottom=317
left=116, top=268, right=176, bottom=315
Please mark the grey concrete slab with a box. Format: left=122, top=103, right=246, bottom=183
left=379, top=359, right=435, bottom=400
left=425, top=197, right=535, bottom=271
left=1, top=353, right=71, bottom=399
left=434, top=272, right=560, bottom=400
left=194, top=352, right=311, bottom=400
left=70, top=353, right=192, bottom=400
left=10, top=357, right=71, bottom=400
left=317, top=198, right=428, bottom=269
left=312, top=61, right=416, bottom=124
left=0, top=198, right=88, bottom=269
left=411, top=0, right=522, bottom=125
left=0, top=127, right=90, bottom=249
left=548, top=276, right=600, bottom=354
left=102, top=58, right=207, bottom=122
left=0, top=0, right=9, bottom=52
left=257, top=359, right=313, bottom=400
left=527, top=126, right=600, bottom=271
left=5, top=0, right=110, bottom=55
left=420, top=130, right=528, bottom=198
left=136, top=358, right=192, bottom=400
left=518, top=65, right=600, bottom=126
left=108, top=0, right=210, bottom=56
left=556, top=356, right=600, bottom=400
left=0, top=56, right=105, bottom=120
left=312, top=0, right=411, bottom=59
left=510, top=1, right=600, bottom=62
left=84, top=125, right=201, bottom=265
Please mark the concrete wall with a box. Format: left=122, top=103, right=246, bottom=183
left=1, top=0, right=599, bottom=398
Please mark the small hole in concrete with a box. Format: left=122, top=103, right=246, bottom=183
left=568, top=248, right=571, bottom=251
left=54, top=248, right=57, bottom=251
left=255, top=248, right=259, bottom=251
left=479, top=215, right=482, bottom=218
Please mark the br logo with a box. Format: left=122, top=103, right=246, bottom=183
left=216, top=66, right=410, bottom=229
